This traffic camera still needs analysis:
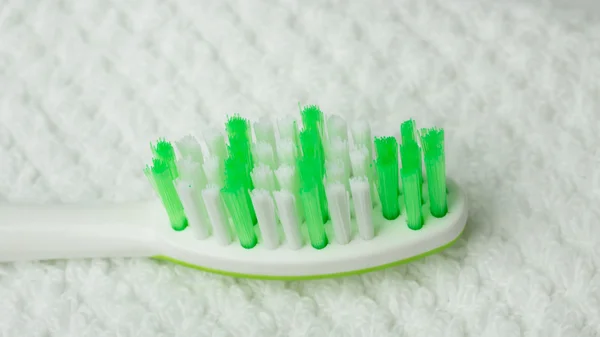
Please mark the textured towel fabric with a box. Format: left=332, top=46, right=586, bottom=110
left=1, top=0, right=600, bottom=336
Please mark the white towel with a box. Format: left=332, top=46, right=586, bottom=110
left=1, top=0, right=599, bottom=336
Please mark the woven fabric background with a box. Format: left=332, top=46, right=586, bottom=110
left=1, top=0, right=600, bottom=336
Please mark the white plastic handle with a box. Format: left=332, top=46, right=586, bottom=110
left=0, top=202, right=161, bottom=262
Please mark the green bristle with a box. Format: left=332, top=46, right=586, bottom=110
left=400, top=141, right=420, bottom=170
left=300, top=105, right=325, bottom=137
left=299, top=105, right=326, bottom=171
left=400, top=141, right=424, bottom=195
left=421, top=128, right=448, bottom=217
left=151, top=139, right=178, bottom=179
left=226, top=115, right=254, bottom=170
left=400, top=119, right=417, bottom=145
left=224, top=156, right=257, bottom=224
left=147, top=158, right=187, bottom=231
left=298, top=157, right=328, bottom=222
left=299, top=128, right=325, bottom=177
left=300, top=184, right=328, bottom=249
left=401, top=168, right=424, bottom=230
left=221, top=186, right=257, bottom=249
left=374, top=136, right=400, bottom=220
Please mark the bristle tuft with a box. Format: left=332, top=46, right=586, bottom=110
left=251, top=164, right=276, bottom=192
left=421, top=128, right=447, bottom=217
left=250, top=189, right=279, bottom=249
left=273, top=191, right=303, bottom=249
left=255, top=141, right=277, bottom=169
left=401, top=168, right=424, bottom=230
left=175, top=135, right=204, bottom=164
left=148, top=158, right=187, bottom=231
left=221, top=186, right=257, bottom=249
left=300, top=185, right=328, bottom=249
left=350, top=176, right=374, bottom=240
left=325, top=183, right=351, bottom=245
left=202, top=185, right=232, bottom=246
left=374, top=136, right=400, bottom=220
left=151, top=139, right=178, bottom=179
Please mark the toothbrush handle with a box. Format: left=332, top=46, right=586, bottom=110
left=0, top=202, right=162, bottom=262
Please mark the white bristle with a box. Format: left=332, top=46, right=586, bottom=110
left=350, top=146, right=377, bottom=206
left=205, top=131, right=227, bottom=161
left=175, top=135, right=204, bottom=164
left=327, top=115, right=348, bottom=141
left=250, top=189, right=279, bottom=249
left=325, top=183, right=352, bottom=245
left=326, top=160, right=345, bottom=182
left=255, top=141, right=277, bottom=169
left=276, top=139, right=297, bottom=167
left=204, top=156, right=224, bottom=187
left=254, top=117, right=277, bottom=148
left=201, top=185, right=232, bottom=246
left=330, top=137, right=352, bottom=177
left=176, top=180, right=210, bottom=239
left=273, top=190, right=303, bottom=250
left=350, top=177, right=374, bottom=240
left=350, top=146, right=368, bottom=177
left=177, top=157, right=207, bottom=189
left=277, top=117, right=295, bottom=140
left=275, top=164, right=296, bottom=192
left=275, top=165, right=304, bottom=221
left=326, top=160, right=350, bottom=192
left=351, top=121, right=373, bottom=159
left=251, top=165, right=276, bottom=192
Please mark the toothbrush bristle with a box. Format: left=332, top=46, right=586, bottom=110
left=204, top=131, right=227, bottom=161
left=350, top=146, right=368, bottom=177
left=277, top=116, right=295, bottom=140
left=176, top=157, right=205, bottom=187
left=274, top=164, right=295, bottom=191
left=254, top=141, right=277, bottom=169
left=151, top=139, right=178, bottom=179
left=400, top=119, right=417, bottom=146
left=221, top=186, right=257, bottom=249
left=329, top=137, right=352, bottom=178
left=147, top=158, right=187, bottom=231
left=300, top=184, right=328, bottom=249
left=176, top=180, right=211, bottom=239
left=276, top=139, right=297, bottom=167
left=203, top=156, right=224, bottom=187
left=350, top=176, right=374, bottom=240
left=351, top=121, right=372, bottom=154
left=201, top=185, right=232, bottom=246
left=273, top=190, right=303, bottom=250
left=325, top=183, right=351, bottom=245
left=327, top=115, right=348, bottom=141
left=175, top=135, right=204, bottom=164
left=421, top=128, right=447, bottom=217
left=401, top=168, right=424, bottom=230
left=374, top=136, right=400, bottom=220
left=251, top=164, right=276, bottom=192
left=145, top=112, right=449, bottom=250
left=254, top=118, right=276, bottom=146
left=325, top=160, right=349, bottom=192
left=300, top=105, right=325, bottom=137
left=250, top=189, right=279, bottom=249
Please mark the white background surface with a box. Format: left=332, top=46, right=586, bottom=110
left=1, top=0, right=600, bottom=336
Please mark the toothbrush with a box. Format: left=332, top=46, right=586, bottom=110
left=0, top=107, right=467, bottom=280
